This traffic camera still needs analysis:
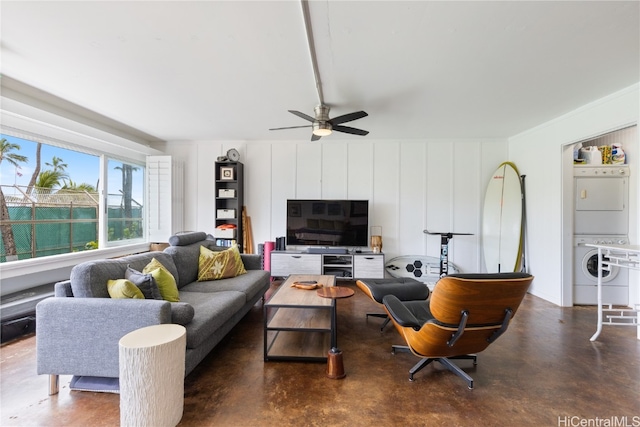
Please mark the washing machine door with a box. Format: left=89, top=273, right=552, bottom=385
left=581, top=249, right=619, bottom=283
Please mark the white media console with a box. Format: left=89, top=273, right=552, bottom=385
left=270, top=251, right=385, bottom=279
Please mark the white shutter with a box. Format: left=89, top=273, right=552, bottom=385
left=146, top=155, right=183, bottom=242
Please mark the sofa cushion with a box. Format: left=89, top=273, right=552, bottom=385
left=70, top=252, right=177, bottom=298
left=178, top=291, right=246, bottom=349
left=125, top=267, right=162, bottom=300
left=181, top=270, right=270, bottom=303
left=169, top=231, right=207, bottom=247
left=198, top=245, right=246, bottom=281
left=107, top=279, right=144, bottom=299
left=170, top=302, right=195, bottom=326
left=164, top=239, right=226, bottom=287
left=143, top=258, right=180, bottom=302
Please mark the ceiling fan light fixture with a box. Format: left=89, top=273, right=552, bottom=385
left=313, top=122, right=332, bottom=136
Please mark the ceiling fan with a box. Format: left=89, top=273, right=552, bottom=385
left=269, top=1, right=369, bottom=141
left=269, top=105, right=369, bottom=141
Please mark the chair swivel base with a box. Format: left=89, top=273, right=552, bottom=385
left=392, top=345, right=477, bottom=389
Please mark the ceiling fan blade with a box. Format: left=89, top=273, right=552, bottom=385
left=269, top=125, right=313, bottom=131
left=288, top=110, right=316, bottom=122
left=332, top=125, right=369, bottom=136
left=311, top=133, right=322, bottom=142
left=329, top=111, right=368, bottom=125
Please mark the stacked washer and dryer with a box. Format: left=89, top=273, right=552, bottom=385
left=573, top=165, right=630, bottom=305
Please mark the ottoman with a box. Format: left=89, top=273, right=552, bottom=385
left=356, top=278, right=430, bottom=331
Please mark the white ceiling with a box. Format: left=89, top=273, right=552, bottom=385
left=1, top=1, right=639, bottom=144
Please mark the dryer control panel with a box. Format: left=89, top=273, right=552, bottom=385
left=574, top=165, right=629, bottom=177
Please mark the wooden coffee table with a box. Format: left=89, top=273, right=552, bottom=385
left=264, top=275, right=337, bottom=362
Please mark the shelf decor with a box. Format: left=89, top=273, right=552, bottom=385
left=371, top=226, right=382, bottom=254
left=220, top=167, right=235, bottom=180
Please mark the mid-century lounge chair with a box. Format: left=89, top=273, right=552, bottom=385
left=382, top=272, right=533, bottom=389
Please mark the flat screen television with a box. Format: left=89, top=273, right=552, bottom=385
left=286, top=199, right=369, bottom=248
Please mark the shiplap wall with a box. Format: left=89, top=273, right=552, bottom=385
left=167, top=139, right=507, bottom=275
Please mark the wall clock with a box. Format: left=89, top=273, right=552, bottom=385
left=227, top=148, right=240, bottom=162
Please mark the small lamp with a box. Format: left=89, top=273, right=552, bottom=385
left=370, top=226, right=382, bottom=253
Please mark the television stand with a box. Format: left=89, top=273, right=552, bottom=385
left=306, top=247, right=347, bottom=254
left=270, top=251, right=384, bottom=280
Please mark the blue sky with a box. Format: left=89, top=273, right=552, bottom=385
left=1, top=134, right=100, bottom=188
left=1, top=134, right=143, bottom=202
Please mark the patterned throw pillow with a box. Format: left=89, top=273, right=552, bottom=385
left=198, top=245, right=247, bottom=281
left=107, top=279, right=144, bottom=299
left=143, top=258, right=180, bottom=302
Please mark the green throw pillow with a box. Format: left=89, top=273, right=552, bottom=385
left=198, top=244, right=247, bottom=281
left=107, top=279, right=144, bottom=299
left=143, top=258, right=180, bottom=302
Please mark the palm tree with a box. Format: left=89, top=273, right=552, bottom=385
left=35, top=170, right=65, bottom=192
left=45, top=156, right=69, bottom=184
left=59, top=180, right=97, bottom=193
left=25, top=143, right=41, bottom=196
left=0, top=138, right=28, bottom=261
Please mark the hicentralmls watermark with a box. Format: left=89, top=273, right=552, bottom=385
left=558, top=416, right=640, bottom=427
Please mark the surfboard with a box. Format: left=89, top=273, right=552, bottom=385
left=482, top=161, right=523, bottom=273
left=385, top=255, right=459, bottom=286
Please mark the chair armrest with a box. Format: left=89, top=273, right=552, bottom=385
left=36, top=297, right=172, bottom=378
left=383, top=295, right=422, bottom=329
left=240, top=254, right=262, bottom=270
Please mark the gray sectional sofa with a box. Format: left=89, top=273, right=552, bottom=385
left=36, top=232, right=270, bottom=394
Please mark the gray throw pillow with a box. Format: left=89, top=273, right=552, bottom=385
left=125, top=266, right=163, bottom=300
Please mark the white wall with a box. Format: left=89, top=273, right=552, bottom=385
left=508, top=84, right=639, bottom=306
left=166, top=138, right=507, bottom=276
left=163, top=84, right=640, bottom=309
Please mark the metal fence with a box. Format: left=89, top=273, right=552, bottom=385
left=0, top=185, right=142, bottom=262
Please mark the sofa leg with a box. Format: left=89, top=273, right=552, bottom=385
left=49, top=375, right=59, bottom=395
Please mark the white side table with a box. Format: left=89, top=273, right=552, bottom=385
left=119, top=324, right=186, bottom=427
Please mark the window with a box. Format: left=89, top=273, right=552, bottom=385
left=0, top=133, right=146, bottom=262
left=106, top=158, right=145, bottom=243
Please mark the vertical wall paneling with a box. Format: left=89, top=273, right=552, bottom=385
left=271, top=143, right=298, bottom=240
left=346, top=143, right=373, bottom=200
left=245, top=143, right=272, bottom=246
left=452, top=141, right=480, bottom=273
left=296, top=143, right=322, bottom=198
left=399, top=142, right=427, bottom=255
left=321, top=143, right=348, bottom=199
left=425, top=141, right=454, bottom=258
left=372, top=142, right=400, bottom=253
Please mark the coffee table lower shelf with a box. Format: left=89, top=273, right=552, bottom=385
left=264, top=330, right=331, bottom=362
left=263, top=274, right=337, bottom=362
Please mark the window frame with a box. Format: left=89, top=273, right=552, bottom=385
left=1, top=85, right=165, bottom=278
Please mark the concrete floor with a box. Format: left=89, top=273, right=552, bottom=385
left=2, top=281, right=639, bottom=426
